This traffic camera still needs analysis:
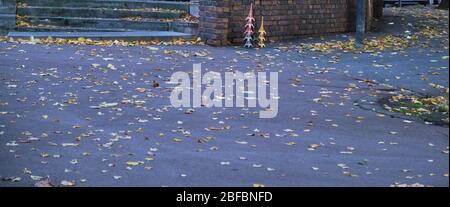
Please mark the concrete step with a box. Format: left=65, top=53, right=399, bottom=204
left=0, top=14, right=16, bottom=35
left=20, top=16, right=198, bottom=34
left=18, top=0, right=190, bottom=12
left=15, top=25, right=132, bottom=32
left=17, top=6, right=185, bottom=19
left=0, top=7, right=13, bottom=13
left=7, top=30, right=195, bottom=41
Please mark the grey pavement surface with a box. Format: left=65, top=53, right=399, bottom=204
left=0, top=7, right=448, bottom=187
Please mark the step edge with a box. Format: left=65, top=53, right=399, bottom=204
left=18, top=6, right=185, bottom=14
left=22, top=15, right=198, bottom=24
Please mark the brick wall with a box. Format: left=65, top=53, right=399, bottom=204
left=199, top=0, right=231, bottom=45
left=199, top=0, right=380, bottom=46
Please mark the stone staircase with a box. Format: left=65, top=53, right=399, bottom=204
left=8, top=0, right=198, bottom=40
left=0, top=0, right=16, bottom=34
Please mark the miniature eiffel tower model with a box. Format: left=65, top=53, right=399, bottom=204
left=258, top=16, right=266, bottom=48
left=244, top=3, right=255, bottom=48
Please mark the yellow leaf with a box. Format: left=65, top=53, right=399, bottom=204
left=126, top=161, right=143, bottom=166
left=286, top=142, right=296, bottom=146
left=253, top=183, right=265, bottom=187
